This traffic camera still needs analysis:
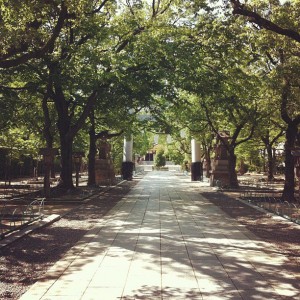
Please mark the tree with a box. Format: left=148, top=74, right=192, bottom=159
left=229, top=0, right=300, bottom=199
left=230, top=0, right=300, bottom=44
left=0, top=0, right=68, bottom=68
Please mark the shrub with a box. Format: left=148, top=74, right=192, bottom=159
left=154, top=148, right=166, bottom=168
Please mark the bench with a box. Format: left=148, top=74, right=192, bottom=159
left=0, top=198, right=45, bottom=238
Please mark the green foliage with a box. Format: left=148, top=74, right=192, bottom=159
left=154, top=146, right=166, bottom=168
left=0, top=0, right=299, bottom=185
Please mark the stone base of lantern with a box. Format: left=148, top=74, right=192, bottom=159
left=95, top=159, right=116, bottom=186
left=210, top=159, right=230, bottom=187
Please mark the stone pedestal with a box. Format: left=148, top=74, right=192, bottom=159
left=95, top=159, right=116, bottom=186
left=210, top=160, right=230, bottom=187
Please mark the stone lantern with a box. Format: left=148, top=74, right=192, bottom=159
left=39, top=148, right=58, bottom=197
left=210, top=131, right=231, bottom=187
left=73, top=152, right=85, bottom=187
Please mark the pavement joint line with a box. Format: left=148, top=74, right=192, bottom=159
left=14, top=181, right=135, bottom=297
left=17, top=172, right=300, bottom=300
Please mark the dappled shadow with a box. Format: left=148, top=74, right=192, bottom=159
left=0, top=180, right=137, bottom=299
left=202, top=192, right=300, bottom=260
left=7, top=172, right=300, bottom=299
left=122, top=286, right=202, bottom=299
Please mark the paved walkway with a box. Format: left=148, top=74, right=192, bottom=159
left=19, top=171, right=299, bottom=300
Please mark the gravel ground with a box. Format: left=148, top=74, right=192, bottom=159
left=0, top=180, right=137, bottom=300
left=202, top=191, right=300, bottom=275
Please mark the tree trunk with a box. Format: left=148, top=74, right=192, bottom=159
left=88, top=112, right=97, bottom=186
left=42, top=93, right=56, bottom=178
left=266, top=145, right=275, bottom=181
left=59, top=135, right=74, bottom=190
left=205, top=150, right=211, bottom=178
left=48, top=61, right=98, bottom=191
left=228, top=148, right=239, bottom=188
left=282, top=123, right=297, bottom=201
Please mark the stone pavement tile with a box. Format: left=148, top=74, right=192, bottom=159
left=224, top=231, right=250, bottom=240
left=41, top=296, right=81, bottom=300
left=89, top=267, right=129, bottom=288
left=18, top=280, right=57, bottom=300
left=192, top=260, right=229, bottom=279
left=211, top=249, right=248, bottom=260
left=161, top=229, right=182, bottom=236
left=267, top=277, right=300, bottom=298
left=161, top=250, right=190, bottom=261
left=41, top=279, right=89, bottom=297
left=122, top=285, right=161, bottom=300
left=182, top=233, right=208, bottom=242
left=122, top=268, right=162, bottom=299
left=58, top=264, right=99, bottom=282
left=191, top=258, right=224, bottom=269
left=138, top=227, right=161, bottom=235
left=161, top=257, right=192, bottom=270
left=162, top=266, right=198, bottom=289
left=244, top=250, right=288, bottom=265
left=230, top=274, right=269, bottom=291
left=201, top=291, right=242, bottom=300
left=160, top=233, right=183, bottom=241
left=136, top=235, right=161, bottom=245
left=187, top=248, right=219, bottom=261
left=122, top=218, right=143, bottom=225
left=180, top=227, right=200, bottom=235
left=196, top=275, right=236, bottom=294
left=81, top=287, right=123, bottom=300
left=251, top=263, right=298, bottom=280
left=120, top=226, right=141, bottom=235
left=135, top=246, right=161, bottom=257
left=106, top=246, right=135, bottom=256
left=202, top=233, right=228, bottom=241
left=161, top=287, right=202, bottom=300
left=183, top=237, right=211, bottom=246
left=215, top=256, right=250, bottom=266
left=221, top=262, right=262, bottom=278
left=161, top=243, right=187, bottom=254
left=238, top=287, right=283, bottom=300
left=107, top=240, right=136, bottom=252
left=19, top=257, right=79, bottom=300
left=99, top=256, right=132, bottom=269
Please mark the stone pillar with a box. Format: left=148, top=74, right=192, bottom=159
left=191, top=139, right=203, bottom=181
left=122, top=136, right=134, bottom=180
left=123, top=137, right=133, bottom=162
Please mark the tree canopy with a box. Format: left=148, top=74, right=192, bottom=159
left=0, top=0, right=299, bottom=198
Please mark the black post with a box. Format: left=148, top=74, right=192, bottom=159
left=122, top=162, right=134, bottom=180
left=191, top=161, right=203, bottom=181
